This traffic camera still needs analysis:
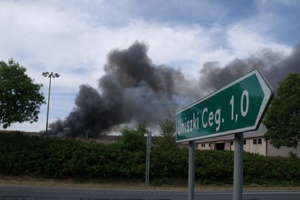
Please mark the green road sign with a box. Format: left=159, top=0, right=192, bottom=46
left=176, top=70, right=273, bottom=143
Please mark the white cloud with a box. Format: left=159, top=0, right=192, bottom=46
left=226, top=24, right=291, bottom=58
left=256, top=0, right=300, bottom=7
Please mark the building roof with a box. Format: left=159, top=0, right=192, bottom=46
left=195, top=124, right=267, bottom=144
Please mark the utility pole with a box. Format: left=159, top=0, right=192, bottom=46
left=42, top=72, right=60, bottom=135
left=188, top=141, right=195, bottom=200
left=145, top=130, right=152, bottom=186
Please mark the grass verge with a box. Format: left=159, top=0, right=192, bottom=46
left=0, top=175, right=300, bottom=191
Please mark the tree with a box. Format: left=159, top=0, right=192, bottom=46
left=156, top=119, right=177, bottom=149
left=264, top=73, right=300, bottom=147
left=0, top=59, right=45, bottom=128
left=160, top=119, right=175, bottom=138
left=119, top=125, right=147, bottom=151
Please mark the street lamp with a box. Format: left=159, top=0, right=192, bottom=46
left=42, top=72, right=60, bottom=135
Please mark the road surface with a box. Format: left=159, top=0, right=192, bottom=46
left=0, top=186, right=299, bottom=200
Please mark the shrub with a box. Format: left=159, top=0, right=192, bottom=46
left=0, top=131, right=300, bottom=185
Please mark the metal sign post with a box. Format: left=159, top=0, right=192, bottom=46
left=233, top=133, right=244, bottom=200
left=175, top=70, right=273, bottom=200
left=188, top=141, right=195, bottom=200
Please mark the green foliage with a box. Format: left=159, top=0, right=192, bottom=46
left=195, top=150, right=234, bottom=184
left=151, top=139, right=187, bottom=180
left=0, top=131, right=300, bottom=185
left=160, top=119, right=175, bottom=137
left=264, top=73, right=300, bottom=147
left=118, top=125, right=147, bottom=151
left=156, top=119, right=177, bottom=149
left=0, top=131, right=145, bottom=180
left=151, top=120, right=181, bottom=184
left=243, top=152, right=300, bottom=185
left=0, top=59, right=45, bottom=128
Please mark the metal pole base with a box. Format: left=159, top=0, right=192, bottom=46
left=233, top=133, right=244, bottom=200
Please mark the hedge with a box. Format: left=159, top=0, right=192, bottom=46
left=0, top=132, right=300, bottom=185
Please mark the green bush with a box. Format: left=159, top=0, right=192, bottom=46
left=0, top=131, right=300, bottom=185
left=117, top=126, right=146, bottom=152
left=0, top=132, right=146, bottom=180
left=195, top=150, right=234, bottom=184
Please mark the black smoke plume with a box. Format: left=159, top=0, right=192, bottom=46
left=49, top=42, right=196, bottom=137
left=49, top=42, right=300, bottom=137
left=199, top=45, right=300, bottom=93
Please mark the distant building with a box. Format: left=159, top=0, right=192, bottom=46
left=196, top=124, right=300, bottom=158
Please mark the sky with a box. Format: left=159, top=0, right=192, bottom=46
left=1, top=0, right=299, bottom=132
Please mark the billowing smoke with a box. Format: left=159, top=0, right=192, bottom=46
left=199, top=45, right=300, bottom=93
left=49, top=42, right=300, bottom=137
left=49, top=42, right=197, bottom=137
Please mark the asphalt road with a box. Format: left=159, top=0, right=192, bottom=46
left=0, top=186, right=300, bottom=200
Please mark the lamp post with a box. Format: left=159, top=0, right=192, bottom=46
left=42, top=72, right=60, bottom=135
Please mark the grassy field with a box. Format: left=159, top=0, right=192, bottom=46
left=1, top=176, right=300, bottom=191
